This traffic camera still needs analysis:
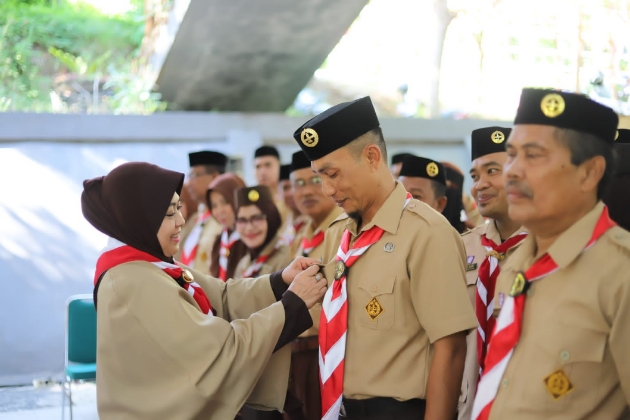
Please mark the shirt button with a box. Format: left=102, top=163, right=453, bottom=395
left=501, top=378, right=509, bottom=388
left=371, top=285, right=377, bottom=292
left=560, top=350, right=570, bottom=361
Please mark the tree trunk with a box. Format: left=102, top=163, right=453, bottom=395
left=426, top=0, right=455, bottom=118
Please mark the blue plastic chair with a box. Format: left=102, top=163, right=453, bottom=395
left=62, top=294, right=97, bottom=420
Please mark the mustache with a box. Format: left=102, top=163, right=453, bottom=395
left=506, top=180, right=534, bottom=198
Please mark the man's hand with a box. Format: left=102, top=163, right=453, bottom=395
left=281, top=257, right=321, bottom=285
left=287, top=265, right=327, bottom=309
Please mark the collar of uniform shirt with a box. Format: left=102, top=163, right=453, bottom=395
left=485, top=218, right=528, bottom=245
left=503, top=201, right=607, bottom=272
left=344, top=182, right=408, bottom=236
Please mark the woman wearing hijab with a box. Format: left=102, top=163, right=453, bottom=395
left=81, top=162, right=327, bottom=420
left=207, top=173, right=249, bottom=281
left=234, top=186, right=291, bottom=280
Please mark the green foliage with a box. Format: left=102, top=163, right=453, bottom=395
left=0, top=0, right=162, bottom=113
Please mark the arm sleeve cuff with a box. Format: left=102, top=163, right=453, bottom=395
left=273, top=291, right=313, bottom=352
left=270, top=270, right=288, bottom=301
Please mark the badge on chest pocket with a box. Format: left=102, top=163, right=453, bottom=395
left=357, top=276, right=396, bottom=329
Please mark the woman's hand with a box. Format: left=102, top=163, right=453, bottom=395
left=287, top=265, right=327, bottom=309
left=281, top=257, right=322, bottom=285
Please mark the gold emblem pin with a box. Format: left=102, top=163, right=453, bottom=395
left=248, top=189, right=260, bottom=202
left=365, top=297, right=384, bottom=321
left=615, top=130, right=620, bottom=141
left=301, top=128, right=319, bottom=148
left=182, top=269, right=194, bottom=283
left=384, top=243, right=394, bottom=253
left=541, top=93, right=565, bottom=118
left=544, top=369, right=574, bottom=400
left=334, top=260, right=346, bottom=280
left=491, top=131, right=505, bottom=144
left=426, top=162, right=439, bottom=177
left=509, top=272, right=527, bottom=297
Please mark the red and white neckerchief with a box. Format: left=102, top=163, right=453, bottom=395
left=218, top=228, right=240, bottom=281
left=319, top=193, right=412, bottom=420
left=301, top=230, right=325, bottom=256
left=95, top=238, right=213, bottom=315
left=476, top=229, right=528, bottom=376
left=472, top=207, right=616, bottom=420
left=241, top=243, right=281, bottom=278
left=180, top=209, right=212, bottom=266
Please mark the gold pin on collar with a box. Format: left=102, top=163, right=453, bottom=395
left=182, top=269, right=194, bottom=283
left=509, top=272, right=527, bottom=297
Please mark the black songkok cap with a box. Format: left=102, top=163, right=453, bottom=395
left=399, top=155, right=446, bottom=186
left=292, top=96, right=380, bottom=161
left=290, top=150, right=311, bottom=172
left=514, top=88, right=618, bottom=143
left=235, top=185, right=274, bottom=209
left=471, top=127, right=512, bottom=161
left=279, top=164, right=291, bottom=181
left=188, top=151, right=228, bottom=168
left=391, top=153, right=413, bottom=165
left=254, top=145, right=280, bottom=159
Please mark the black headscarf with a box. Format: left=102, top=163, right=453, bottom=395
left=81, top=162, right=184, bottom=262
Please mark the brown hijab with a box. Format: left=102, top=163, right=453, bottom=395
left=206, top=173, right=248, bottom=279
left=81, top=162, right=184, bottom=263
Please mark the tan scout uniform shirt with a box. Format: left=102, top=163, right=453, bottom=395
left=96, top=262, right=291, bottom=420
left=234, top=235, right=292, bottom=280
left=293, top=206, right=344, bottom=337
left=489, top=202, right=630, bottom=420
left=318, top=182, right=477, bottom=401
left=458, top=221, right=526, bottom=420
left=194, top=214, right=222, bottom=275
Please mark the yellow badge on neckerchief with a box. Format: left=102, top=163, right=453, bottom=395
left=544, top=369, right=574, bottom=400
left=365, top=297, right=384, bottom=321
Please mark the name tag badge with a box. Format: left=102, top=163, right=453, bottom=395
left=466, top=263, right=478, bottom=272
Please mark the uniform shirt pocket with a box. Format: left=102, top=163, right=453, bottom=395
left=356, top=276, right=396, bottom=330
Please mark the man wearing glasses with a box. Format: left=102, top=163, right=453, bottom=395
left=286, top=150, right=344, bottom=420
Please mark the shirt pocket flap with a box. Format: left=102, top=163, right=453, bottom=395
left=561, top=328, right=607, bottom=364
left=358, top=276, right=396, bottom=298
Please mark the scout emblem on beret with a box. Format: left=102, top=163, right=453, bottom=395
left=182, top=269, right=194, bottom=283
left=544, top=369, right=574, bottom=400
left=365, top=297, right=384, bottom=321
left=248, top=189, right=260, bottom=202
left=540, top=93, right=565, bottom=118
left=509, top=271, right=527, bottom=297
left=300, top=128, right=319, bottom=148
left=491, top=131, right=505, bottom=144
left=426, top=162, right=439, bottom=177
left=334, top=260, right=346, bottom=280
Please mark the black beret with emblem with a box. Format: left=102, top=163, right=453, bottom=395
left=292, top=96, right=380, bottom=161
left=290, top=150, right=311, bottom=172
left=471, top=126, right=512, bottom=161
left=391, top=152, right=413, bottom=165
left=514, top=88, right=618, bottom=143
left=188, top=151, right=228, bottom=168
left=279, top=164, right=291, bottom=181
left=235, top=185, right=274, bottom=209
left=254, top=145, right=280, bottom=159
left=399, top=155, right=447, bottom=186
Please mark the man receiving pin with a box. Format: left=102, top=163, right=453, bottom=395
left=457, top=126, right=527, bottom=420
left=472, top=89, right=630, bottom=420
left=397, top=155, right=448, bottom=213
left=292, top=96, right=476, bottom=420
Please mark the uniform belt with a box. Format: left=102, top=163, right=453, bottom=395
left=340, top=397, right=426, bottom=418
left=290, top=335, right=319, bottom=353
